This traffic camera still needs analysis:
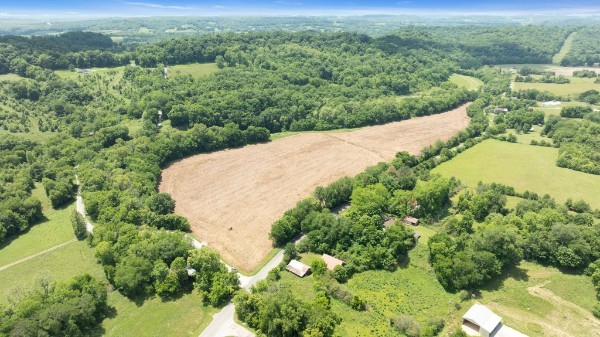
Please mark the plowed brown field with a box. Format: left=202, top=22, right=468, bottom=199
left=159, top=104, right=470, bottom=272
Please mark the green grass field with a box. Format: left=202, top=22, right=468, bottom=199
left=552, top=32, right=577, bottom=65
left=0, top=184, right=75, bottom=267
left=55, top=66, right=127, bottom=80
left=432, top=139, right=600, bottom=208
left=450, top=74, right=484, bottom=91
left=0, top=73, right=25, bottom=82
left=513, top=76, right=600, bottom=98
left=169, top=63, right=219, bottom=78
left=282, top=223, right=598, bottom=337
left=102, top=292, right=217, bottom=337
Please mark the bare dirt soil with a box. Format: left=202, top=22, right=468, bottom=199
left=159, top=104, right=470, bottom=272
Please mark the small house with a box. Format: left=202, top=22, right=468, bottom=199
left=321, top=254, right=344, bottom=271
left=403, top=216, right=419, bottom=226
left=462, top=303, right=528, bottom=337
left=493, top=108, right=508, bottom=114
left=286, top=259, right=310, bottom=278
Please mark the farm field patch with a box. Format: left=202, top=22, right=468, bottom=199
left=168, top=62, right=219, bottom=78
left=513, top=76, right=600, bottom=98
left=449, top=74, right=484, bottom=91
left=432, top=139, right=600, bottom=208
left=160, top=105, right=470, bottom=272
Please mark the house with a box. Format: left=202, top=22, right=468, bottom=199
left=403, top=216, right=419, bottom=226
left=493, top=108, right=508, bottom=114
left=321, top=254, right=344, bottom=271
left=286, top=259, right=310, bottom=278
left=383, top=217, right=396, bottom=229
left=462, top=303, right=528, bottom=337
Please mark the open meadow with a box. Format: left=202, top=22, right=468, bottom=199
left=449, top=74, right=484, bottom=91
left=168, top=62, right=218, bottom=78
left=512, top=76, right=600, bottom=98
left=432, top=139, right=600, bottom=208
left=160, top=104, right=470, bottom=272
left=282, top=224, right=599, bottom=337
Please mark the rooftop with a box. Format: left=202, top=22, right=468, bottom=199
left=322, top=254, right=344, bottom=271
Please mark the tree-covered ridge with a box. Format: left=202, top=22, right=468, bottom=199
left=561, top=26, right=600, bottom=66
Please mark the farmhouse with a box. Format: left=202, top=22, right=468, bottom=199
left=322, top=254, right=344, bottom=271
left=286, top=259, right=310, bottom=278
left=403, top=216, right=419, bottom=226
left=462, top=303, right=528, bottom=337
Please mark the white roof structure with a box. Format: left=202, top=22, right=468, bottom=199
left=463, top=304, right=502, bottom=336
left=286, top=259, right=310, bottom=277
left=541, top=101, right=561, bottom=107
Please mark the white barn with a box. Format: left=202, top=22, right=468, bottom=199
left=462, top=304, right=528, bottom=337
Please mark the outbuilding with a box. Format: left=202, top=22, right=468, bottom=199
left=403, top=216, right=419, bottom=226
left=286, top=259, right=311, bottom=278
left=493, top=108, right=508, bottom=114
left=321, top=254, right=344, bottom=271
left=462, top=303, right=528, bottom=337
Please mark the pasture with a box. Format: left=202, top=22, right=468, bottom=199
left=283, top=225, right=598, bottom=337
left=168, top=63, right=219, bottom=78
left=55, top=66, right=127, bottom=80
left=512, top=76, right=600, bottom=98
left=432, top=139, right=600, bottom=208
left=0, top=73, right=25, bottom=82
left=449, top=74, right=484, bottom=91
left=160, top=105, right=470, bottom=272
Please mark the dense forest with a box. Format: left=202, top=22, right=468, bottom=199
left=561, top=27, right=600, bottom=66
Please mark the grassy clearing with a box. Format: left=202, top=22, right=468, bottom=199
left=55, top=66, right=126, bottom=80
left=449, top=74, right=484, bottom=91
left=101, top=292, right=217, bottom=337
left=476, top=261, right=599, bottom=337
left=0, top=184, right=75, bottom=267
left=0, top=241, right=104, bottom=304
left=169, top=63, right=219, bottom=78
left=0, top=73, right=25, bottom=82
left=432, top=139, right=600, bottom=208
left=552, top=32, right=577, bottom=65
left=513, top=77, right=600, bottom=98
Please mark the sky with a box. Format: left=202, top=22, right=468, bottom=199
left=1, top=0, right=600, bottom=18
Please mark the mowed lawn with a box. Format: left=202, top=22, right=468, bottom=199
left=513, top=77, right=600, bottom=98
left=432, top=139, right=600, bottom=208
left=450, top=74, right=484, bottom=91
left=55, top=66, right=127, bottom=80
left=0, top=184, right=75, bottom=267
left=169, top=63, right=218, bottom=78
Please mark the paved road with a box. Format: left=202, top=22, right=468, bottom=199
left=199, top=303, right=254, bottom=337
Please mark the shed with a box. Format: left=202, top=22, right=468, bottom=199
left=493, top=108, right=508, bottom=114
left=322, top=254, right=344, bottom=271
left=383, top=217, right=396, bottom=229
left=462, top=304, right=502, bottom=337
left=542, top=101, right=561, bottom=107
left=403, top=216, right=419, bottom=226
left=77, top=69, right=92, bottom=74
left=286, top=259, right=310, bottom=278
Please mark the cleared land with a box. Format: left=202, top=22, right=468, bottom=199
left=433, top=139, right=600, bottom=208
left=499, top=64, right=600, bottom=76
left=513, top=76, right=600, bottom=98
left=449, top=74, right=484, bottom=91
left=160, top=105, right=470, bottom=272
left=169, top=62, right=218, bottom=78
left=552, top=32, right=577, bottom=65
left=284, top=225, right=597, bottom=337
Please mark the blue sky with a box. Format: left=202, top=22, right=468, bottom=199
left=1, top=0, right=600, bottom=18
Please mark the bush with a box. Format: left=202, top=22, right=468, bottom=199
left=392, top=314, right=420, bottom=337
